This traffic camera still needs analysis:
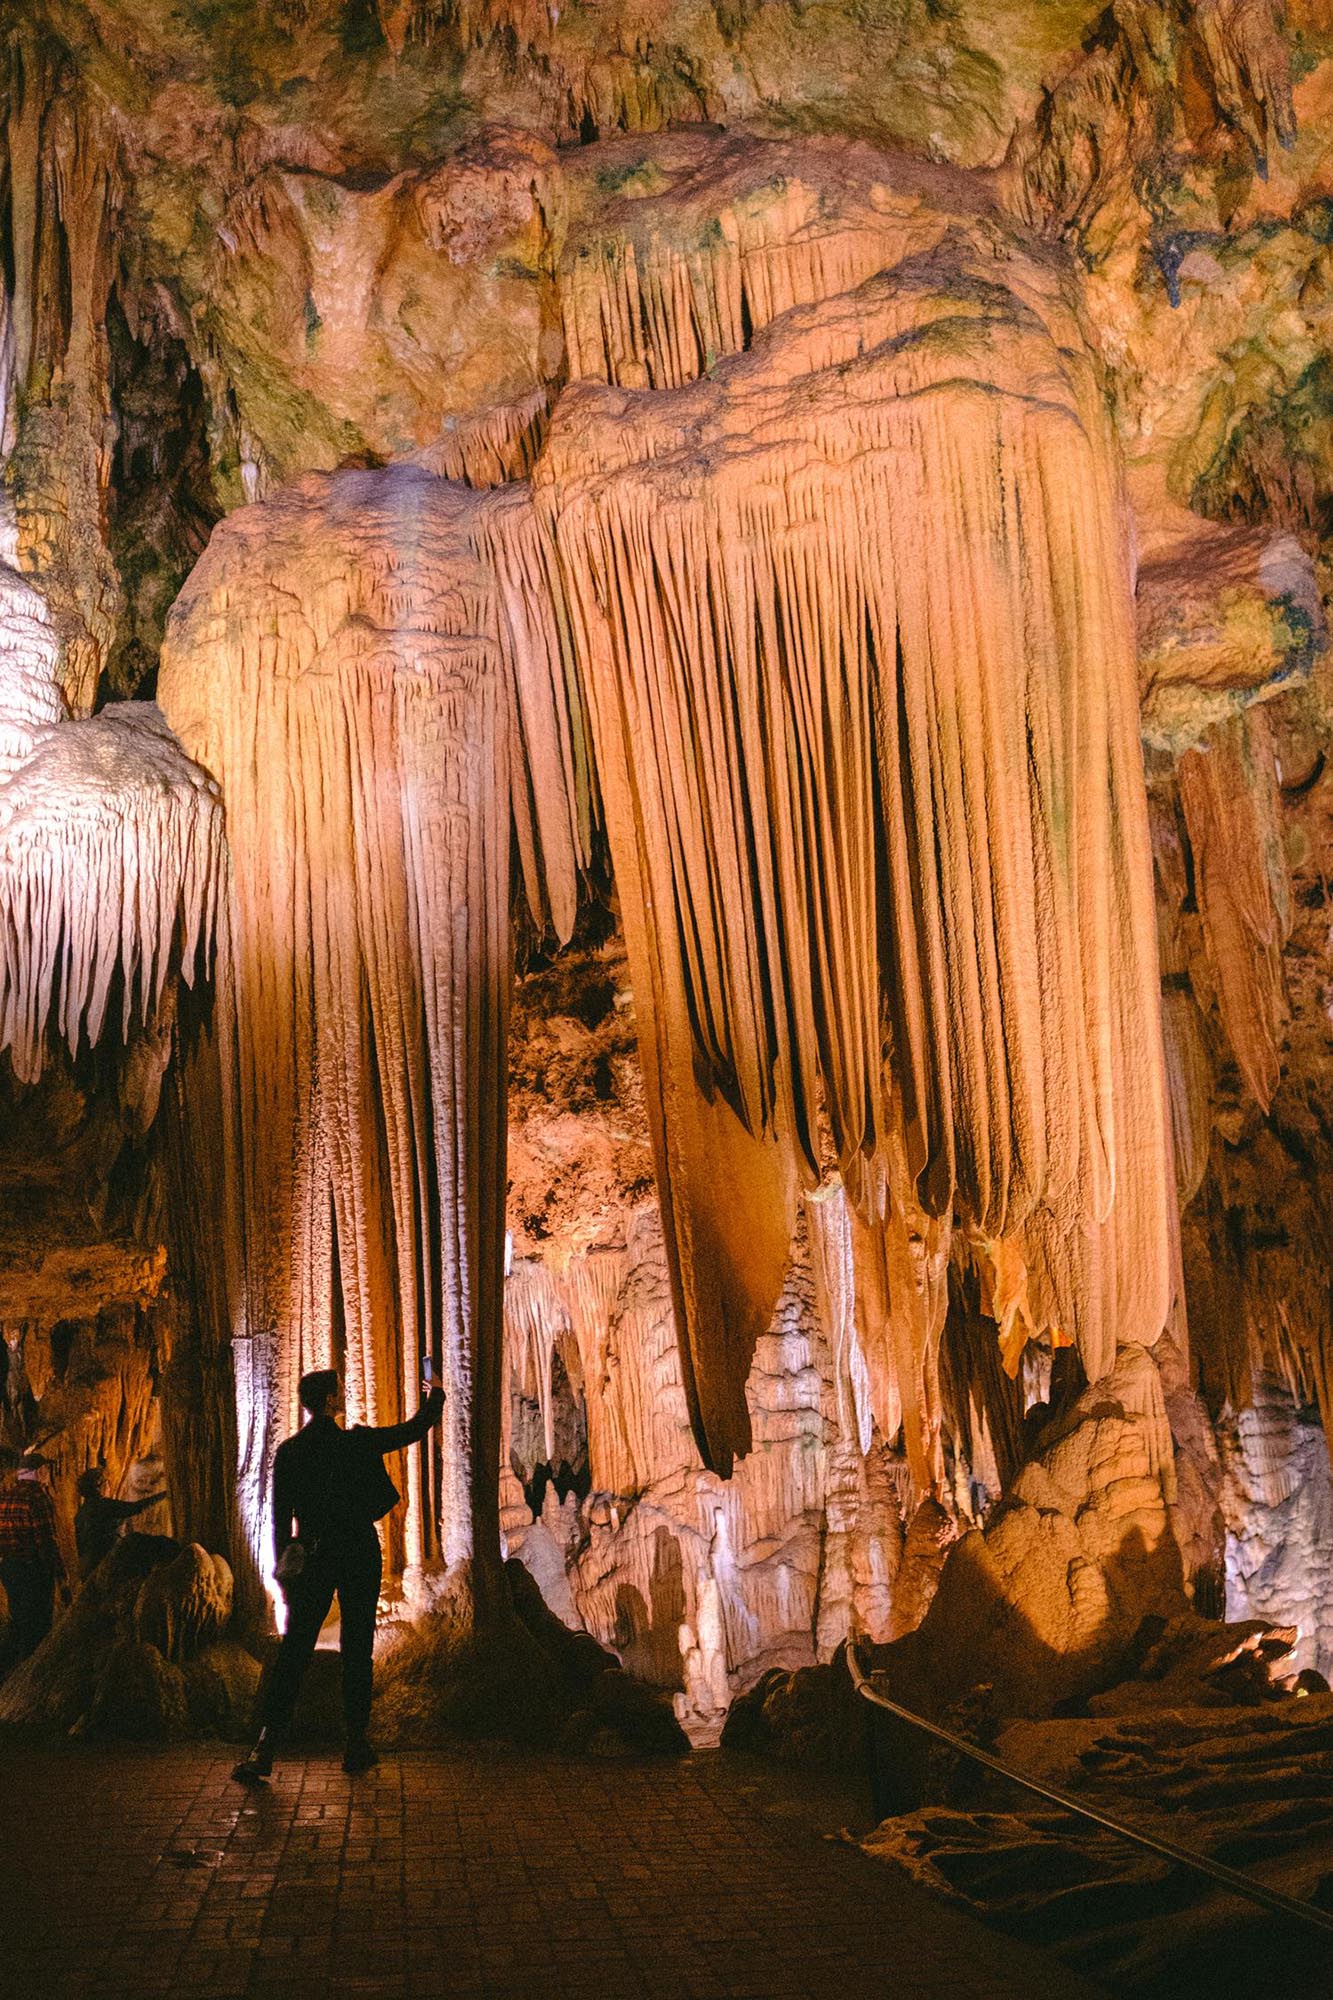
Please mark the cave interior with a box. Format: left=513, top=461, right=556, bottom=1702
left=1, top=0, right=1333, bottom=1988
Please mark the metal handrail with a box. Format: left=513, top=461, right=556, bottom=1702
left=847, top=1638, right=1333, bottom=1937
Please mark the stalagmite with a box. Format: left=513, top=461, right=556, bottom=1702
left=537, top=218, right=1175, bottom=1471
left=158, top=465, right=586, bottom=1611
left=1219, top=1376, right=1333, bottom=1679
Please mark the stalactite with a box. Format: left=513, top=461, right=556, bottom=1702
left=1192, top=0, right=1296, bottom=168
left=474, top=481, right=592, bottom=947
left=804, top=1184, right=872, bottom=1461
left=0, top=702, right=223, bottom=1084
left=0, top=280, right=14, bottom=468
left=1160, top=981, right=1214, bottom=1206
left=48, top=76, right=121, bottom=399
left=938, top=1264, right=1028, bottom=1501
left=846, top=1164, right=950, bottom=1501
left=1151, top=781, right=1216, bottom=1206
left=414, top=388, right=552, bottom=491
left=955, top=1231, right=1078, bottom=1403
left=3, top=48, right=123, bottom=713
left=158, top=465, right=586, bottom=1611
left=537, top=226, right=1174, bottom=1471
left=560, top=136, right=975, bottom=395
left=559, top=1245, right=631, bottom=1491
left=1178, top=708, right=1290, bottom=1112
left=5, top=30, right=48, bottom=396
left=505, top=1257, right=568, bottom=1464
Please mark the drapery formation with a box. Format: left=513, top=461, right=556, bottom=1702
left=534, top=230, right=1175, bottom=1477
left=559, top=133, right=984, bottom=397
left=1178, top=707, right=1290, bottom=1116
left=0, top=513, right=222, bottom=1088
left=150, top=142, right=1176, bottom=1558
left=0, top=701, right=222, bottom=1084
left=158, top=466, right=585, bottom=1603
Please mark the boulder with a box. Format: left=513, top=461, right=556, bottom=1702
left=133, top=1544, right=233, bottom=1662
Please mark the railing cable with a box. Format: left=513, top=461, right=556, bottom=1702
left=848, top=1638, right=1333, bottom=1937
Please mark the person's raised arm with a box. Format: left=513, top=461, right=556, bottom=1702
left=102, top=1492, right=164, bottom=1524
left=359, top=1384, right=445, bottom=1455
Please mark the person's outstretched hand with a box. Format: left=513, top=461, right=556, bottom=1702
left=420, top=1381, right=446, bottom=1412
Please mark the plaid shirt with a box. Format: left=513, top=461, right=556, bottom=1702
left=0, top=1477, right=59, bottom=1563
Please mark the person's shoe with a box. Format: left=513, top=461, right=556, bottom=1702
left=342, top=1736, right=378, bottom=1775
left=231, top=1738, right=273, bottom=1786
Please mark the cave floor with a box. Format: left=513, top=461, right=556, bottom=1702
left=0, top=1742, right=1105, bottom=2000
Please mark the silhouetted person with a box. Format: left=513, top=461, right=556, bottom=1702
left=0, top=1447, right=67, bottom=1671
left=75, top=1466, right=167, bottom=1578
left=232, top=1367, right=444, bottom=1784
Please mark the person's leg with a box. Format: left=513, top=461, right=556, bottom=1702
left=337, top=1530, right=382, bottom=1769
left=29, top=1566, right=54, bottom=1651
left=0, top=1558, right=30, bottom=1671
left=232, top=1554, right=335, bottom=1783
left=263, top=1555, right=337, bottom=1734
left=2, top=1558, right=48, bottom=1660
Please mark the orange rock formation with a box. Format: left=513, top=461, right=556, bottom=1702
left=158, top=466, right=584, bottom=1611
left=538, top=211, right=1174, bottom=1477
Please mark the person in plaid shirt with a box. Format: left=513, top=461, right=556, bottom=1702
left=0, top=1445, right=68, bottom=1671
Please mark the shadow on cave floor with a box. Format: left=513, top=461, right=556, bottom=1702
left=0, top=1739, right=1106, bottom=2000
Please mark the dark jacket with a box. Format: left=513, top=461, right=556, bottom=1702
left=271, top=1391, right=444, bottom=1568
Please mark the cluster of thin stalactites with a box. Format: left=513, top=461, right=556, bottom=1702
left=150, top=190, right=1176, bottom=1565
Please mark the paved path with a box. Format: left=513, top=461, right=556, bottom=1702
left=0, top=1744, right=1105, bottom=1999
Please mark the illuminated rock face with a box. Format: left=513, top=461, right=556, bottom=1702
left=158, top=466, right=584, bottom=1613
left=503, top=1203, right=914, bottom=1740
left=537, top=208, right=1174, bottom=1481
left=902, top=1345, right=1185, bottom=1715
left=1219, top=1376, right=1333, bottom=1680
left=0, top=518, right=222, bottom=1592
left=0, top=701, right=222, bottom=1086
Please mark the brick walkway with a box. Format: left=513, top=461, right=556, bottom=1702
left=0, top=1744, right=1104, bottom=1999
